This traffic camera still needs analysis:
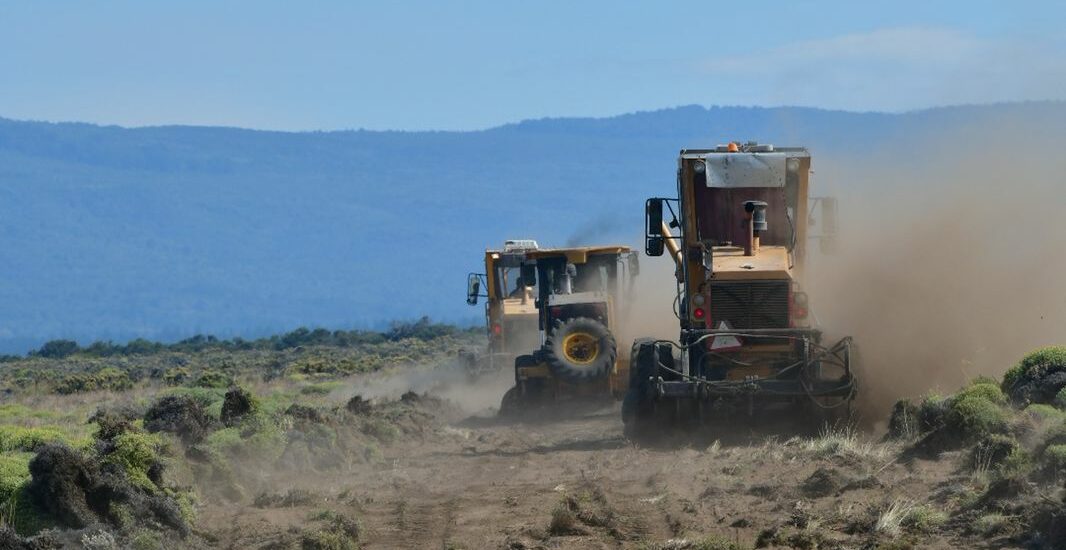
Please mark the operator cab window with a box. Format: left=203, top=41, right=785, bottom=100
left=500, top=266, right=536, bottom=298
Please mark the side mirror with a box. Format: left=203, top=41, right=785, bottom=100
left=645, top=198, right=664, bottom=257
left=520, top=263, right=536, bottom=287
left=466, top=273, right=480, bottom=305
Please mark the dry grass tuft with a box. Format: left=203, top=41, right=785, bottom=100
left=803, top=425, right=887, bottom=461
left=874, top=498, right=915, bottom=536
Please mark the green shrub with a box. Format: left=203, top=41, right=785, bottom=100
left=301, top=382, right=344, bottom=396
left=946, top=395, right=1009, bottom=441
left=106, top=431, right=164, bottom=490
left=1055, top=387, right=1066, bottom=410
left=194, top=370, right=233, bottom=389
left=1042, top=444, right=1066, bottom=475
left=54, top=367, right=133, bottom=394
left=300, top=511, right=361, bottom=550
left=956, top=382, right=1006, bottom=405
left=972, top=434, right=1019, bottom=471
left=0, top=453, right=53, bottom=535
left=204, top=413, right=286, bottom=463
left=361, top=418, right=400, bottom=443
left=0, top=426, right=71, bottom=452
left=97, top=367, right=133, bottom=390
left=970, top=376, right=999, bottom=387
left=204, top=427, right=243, bottom=460
left=1002, top=346, right=1066, bottom=399
left=54, top=374, right=92, bottom=394
left=165, top=488, right=198, bottom=524
left=240, top=414, right=286, bottom=461
left=917, top=394, right=948, bottom=432
left=301, top=528, right=358, bottom=550
left=901, top=505, right=948, bottom=533
left=130, top=529, right=162, bottom=550
left=122, top=338, right=164, bottom=355
left=163, top=368, right=190, bottom=386
left=974, top=513, right=1011, bottom=536
left=0, top=405, right=64, bottom=424
left=155, top=385, right=224, bottom=413
left=888, top=399, right=920, bottom=439
left=109, top=502, right=134, bottom=529
left=385, top=317, right=458, bottom=342
left=0, top=452, right=32, bottom=503
left=693, top=535, right=747, bottom=550
left=1024, top=403, right=1066, bottom=422
left=997, top=448, right=1033, bottom=479
left=32, top=340, right=79, bottom=359
left=220, top=386, right=259, bottom=427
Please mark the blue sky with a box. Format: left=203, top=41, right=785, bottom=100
left=1, top=1, right=1064, bottom=130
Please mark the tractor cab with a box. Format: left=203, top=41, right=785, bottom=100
left=462, top=240, right=542, bottom=378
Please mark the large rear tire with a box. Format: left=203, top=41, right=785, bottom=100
left=499, top=386, right=523, bottom=417
left=623, top=338, right=659, bottom=440
left=544, top=317, right=616, bottom=383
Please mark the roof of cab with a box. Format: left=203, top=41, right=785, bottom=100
left=524, top=245, right=632, bottom=264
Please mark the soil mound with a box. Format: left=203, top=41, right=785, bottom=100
left=28, top=444, right=98, bottom=527
left=285, top=403, right=325, bottom=423
left=220, top=386, right=256, bottom=427
left=27, top=443, right=188, bottom=534
left=143, top=395, right=213, bottom=444
left=346, top=395, right=372, bottom=415
left=0, top=526, right=60, bottom=550
left=801, top=467, right=851, bottom=497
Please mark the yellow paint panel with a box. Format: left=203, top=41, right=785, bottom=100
left=711, top=246, right=791, bottom=280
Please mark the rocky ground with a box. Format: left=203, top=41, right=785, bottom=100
left=192, top=399, right=1030, bottom=550
left=3, top=343, right=1066, bottom=549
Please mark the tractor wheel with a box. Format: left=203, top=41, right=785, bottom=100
left=622, top=338, right=658, bottom=440
left=544, top=317, right=616, bottom=383
left=499, top=386, right=523, bottom=417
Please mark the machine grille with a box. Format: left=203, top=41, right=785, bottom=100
left=709, top=280, right=790, bottom=329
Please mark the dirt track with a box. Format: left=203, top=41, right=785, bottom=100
left=198, top=388, right=1001, bottom=550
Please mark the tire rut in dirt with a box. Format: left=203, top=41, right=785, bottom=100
left=381, top=496, right=459, bottom=548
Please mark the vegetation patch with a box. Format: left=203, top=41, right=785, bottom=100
left=300, top=510, right=361, bottom=550
left=0, top=425, right=78, bottom=453
left=1002, top=346, right=1066, bottom=406
left=143, top=395, right=213, bottom=445
left=104, top=431, right=166, bottom=491
left=55, top=367, right=133, bottom=394
left=220, top=386, right=258, bottom=427
left=901, top=504, right=947, bottom=533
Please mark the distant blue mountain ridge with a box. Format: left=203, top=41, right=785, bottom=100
left=0, top=102, right=1064, bottom=353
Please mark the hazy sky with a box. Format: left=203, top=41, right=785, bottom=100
left=2, top=1, right=1064, bottom=130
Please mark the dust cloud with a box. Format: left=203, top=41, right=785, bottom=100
left=344, top=356, right=515, bottom=414
left=616, top=251, right=682, bottom=353
left=807, top=126, right=1066, bottom=420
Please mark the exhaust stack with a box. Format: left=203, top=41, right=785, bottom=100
left=660, top=221, right=682, bottom=268
left=743, top=200, right=768, bottom=257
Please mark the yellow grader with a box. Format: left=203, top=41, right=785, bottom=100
left=463, top=239, right=543, bottom=378
left=498, top=245, right=639, bottom=414
left=623, top=142, right=854, bottom=436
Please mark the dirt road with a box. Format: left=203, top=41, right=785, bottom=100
left=199, top=389, right=995, bottom=550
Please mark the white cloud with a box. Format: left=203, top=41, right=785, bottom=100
left=701, top=27, right=978, bottom=74
left=695, top=26, right=1066, bottom=112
